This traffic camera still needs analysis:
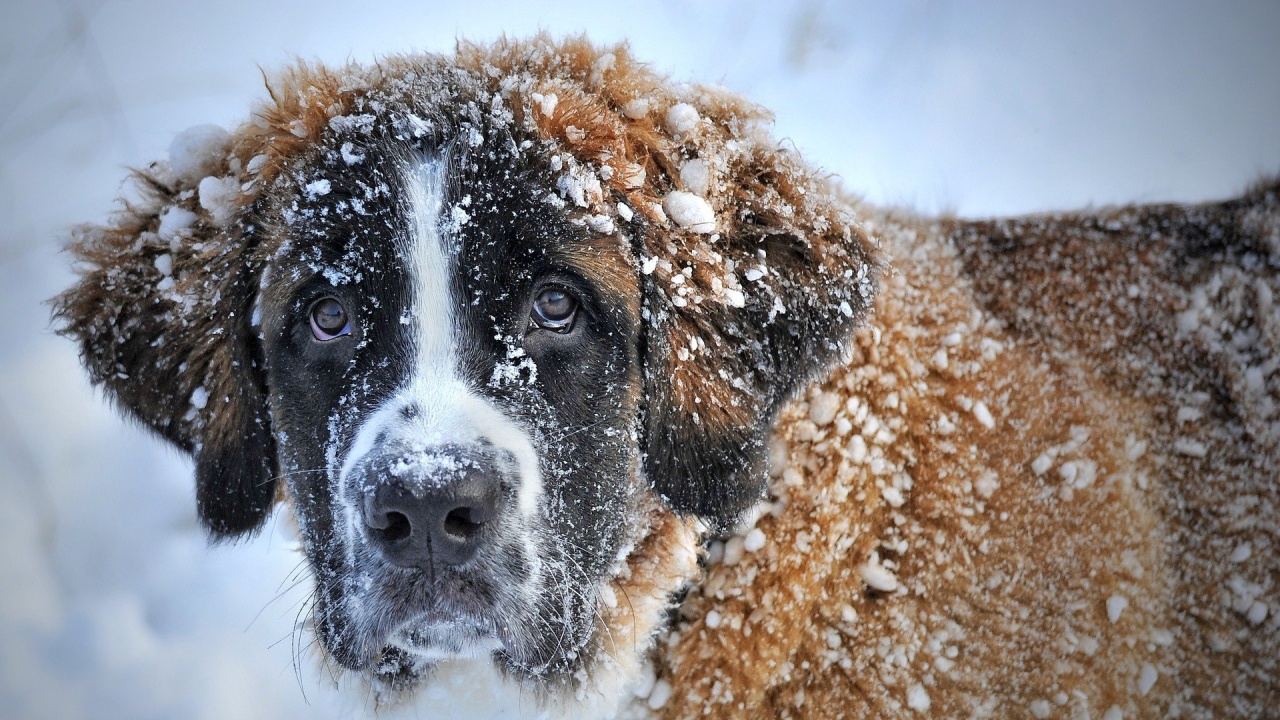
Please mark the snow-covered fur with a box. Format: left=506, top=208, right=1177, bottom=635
left=54, top=36, right=1278, bottom=719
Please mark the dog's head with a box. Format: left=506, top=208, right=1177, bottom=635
left=54, top=37, right=875, bottom=701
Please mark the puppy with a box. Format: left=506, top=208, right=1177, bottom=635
left=55, top=36, right=1278, bottom=719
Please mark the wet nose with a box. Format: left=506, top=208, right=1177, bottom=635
left=361, top=453, right=502, bottom=568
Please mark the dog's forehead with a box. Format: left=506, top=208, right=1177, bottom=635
left=263, top=123, right=640, bottom=316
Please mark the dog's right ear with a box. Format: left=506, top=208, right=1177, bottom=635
left=53, top=128, right=277, bottom=538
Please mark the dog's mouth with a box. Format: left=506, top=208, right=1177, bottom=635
left=389, top=612, right=505, bottom=661
left=314, top=527, right=597, bottom=681
left=329, top=565, right=521, bottom=669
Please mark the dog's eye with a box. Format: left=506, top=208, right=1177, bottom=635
left=530, top=288, right=577, bottom=333
left=309, top=297, right=351, bottom=341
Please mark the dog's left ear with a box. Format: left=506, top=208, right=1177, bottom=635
left=53, top=136, right=277, bottom=539
left=635, top=139, right=878, bottom=531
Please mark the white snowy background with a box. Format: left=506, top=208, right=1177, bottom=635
left=1, top=1, right=1277, bottom=718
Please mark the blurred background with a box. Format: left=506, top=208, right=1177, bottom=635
left=1, top=1, right=1277, bottom=718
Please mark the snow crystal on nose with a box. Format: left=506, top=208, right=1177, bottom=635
left=387, top=447, right=471, bottom=486
left=388, top=456, right=414, bottom=478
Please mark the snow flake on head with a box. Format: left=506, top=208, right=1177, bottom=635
left=665, top=102, right=700, bottom=137
left=157, top=206, right=197, bottom=242
left=303, top=178, right=332, bottom=199
left=197, top=176, right=240, bottom=227
left=554, top=155, right=604, bottom=209
left=663, top=191, right=716, bottom=234
left=169, top=124, right=231, bottom=185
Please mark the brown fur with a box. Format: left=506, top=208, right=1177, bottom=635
left=652, top=192, right=1280, bottom=718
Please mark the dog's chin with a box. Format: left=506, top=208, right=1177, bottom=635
left=342, top=613, right=509, bottom=695
left=320, top=542, right=599, bottom=683
left=366, top=614, right=581, bottom=698
left=391, top=616, right=505, bottom=662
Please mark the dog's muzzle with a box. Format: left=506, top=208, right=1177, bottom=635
left=359, top=444, right=505, bottom=569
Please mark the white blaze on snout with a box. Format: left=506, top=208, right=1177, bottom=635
left=337, top=156, right=542, bottom=519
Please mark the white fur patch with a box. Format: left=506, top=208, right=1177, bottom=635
left=403, top=657, right=642, bottom=720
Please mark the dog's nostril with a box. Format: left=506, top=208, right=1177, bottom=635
left=373, top=511, right=412, bottom=543
left=443, top=507, right=483, bottom=540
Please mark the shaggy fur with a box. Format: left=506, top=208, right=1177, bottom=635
left=54, top=36, right=1277, bottom=718
left=659, top=189, right=1280, bottom=718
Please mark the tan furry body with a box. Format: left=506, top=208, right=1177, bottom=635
left=652, top=196, right=1280, bottom=719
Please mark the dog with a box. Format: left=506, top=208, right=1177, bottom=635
left=54, top=36, right=1278, bottom=719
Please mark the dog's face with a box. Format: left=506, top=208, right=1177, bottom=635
left=54, top=39, right=876, bottom=702
left=259, top=125, right=645, bottom=680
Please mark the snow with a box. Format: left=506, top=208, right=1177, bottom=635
left=1106, top=595, right=1129, bottom=623
left=679, top=159, right=710, bottom=196
left=304, top=178, right=332, bottom=198
left=974, top=472, right=999, bottom=499
left=622, top=98, right=649, bottom=120
left=630, top=663, right=657, bottom=699
left=554, top=160, right=603, bottom=209
left=972, top=401, right=995, bottom=429
left=1031, top=452, right=1054, bottom=476
left=1138, top=663, right=1158, bottom=695
left=189, top=387, right=208, bottom=410
left=905, top=684, right=930, bottom=712
left=156, top=207, right=197, bottom=241
left=663, top=191, right=716, bottom=233
left=646, top=679, right=673, bottom=710
left=585, top=213, right=614, bottom=234
left=664, top=102, right=699, bottom=136
left=1229, top=543, right=1252, bottom=563
left=882, top=486, right=905, bottom=507
left=808, top=392, right=840, bottom=426
left=1246, top=601, right=1268, bottom=625
left=721, top=287, right=745, bottom=308
left=722, top=535, right=745, bottom=566
left=1173, top=438, right=1208, bottom=457
left=168, top=124, right=230, bottom=185
left=531, top=91, right=558, bottom=117
left=197, top=175, right=240, bottom=227
left=1176, top=406, right=1203, bottom=423
left=859, top=551, right=899, bottom=593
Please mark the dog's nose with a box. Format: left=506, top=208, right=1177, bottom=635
left=362, top=454, right=501, bottom=568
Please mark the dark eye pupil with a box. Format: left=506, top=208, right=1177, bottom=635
left=537, top=289, right=574, bottom=321
left=532, top=288, right=577, bottom=332
left=313, top=298, right=347, bottom=332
